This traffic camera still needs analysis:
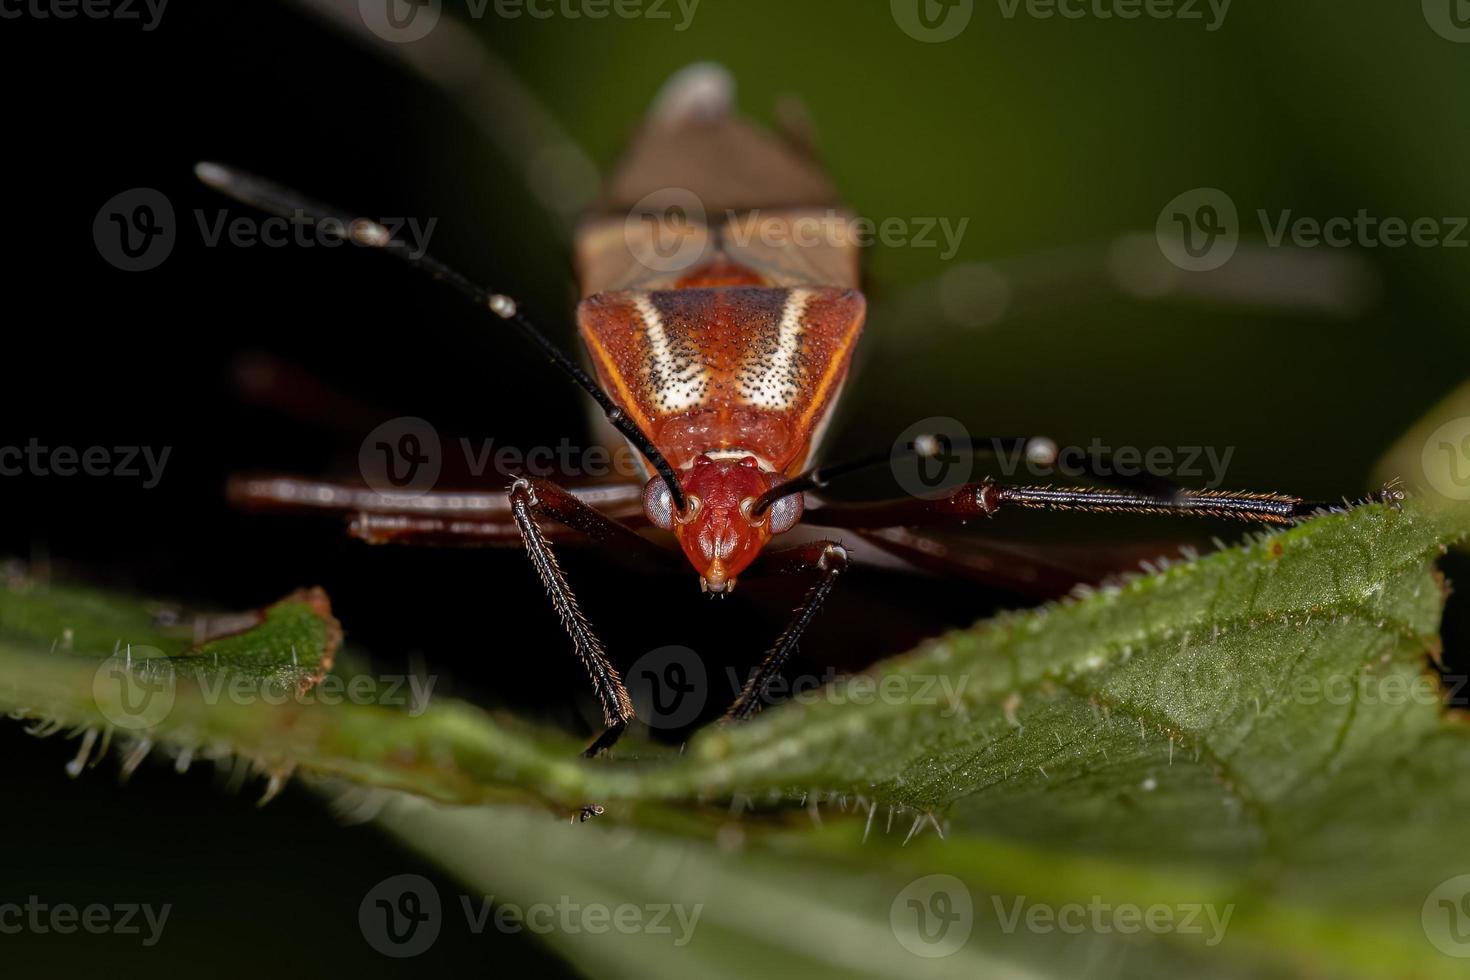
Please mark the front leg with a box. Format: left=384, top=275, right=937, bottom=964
left=507, top=477, right=640, bottom=755
left=724, top=540, right=850, bottom=722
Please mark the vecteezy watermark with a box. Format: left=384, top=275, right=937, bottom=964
left=1284, top=671, right=1464, bottom=709
left=891, top=0, right=974, bottom=42
left=92, top=646, right=177, bottom=730
left=360, top=417, right=443, bottom=496
left=1157, top=187, right=1470, bottom=272
left=892, top=0, right=1230, bottom=41
left=356, top=0, right=698, bottom=43
left=192, top=671, right=437, bottom=716
left=991, top=438, right=1234, bottom=488
left=0, top=0, right=168, bottom=30
left=359, top=875, right=703, bottom=958
left=194, top=209, right=438, bottom=260
left=1422, top=416, right=1470, bottom=502
left=891, top=417, right=978, bottom=500
left=361, top=875, right=442, bottom=958
left=0, top=897, right=171, bottom=946
left=93, top=184, right=438, bottom=272
left=993, top=0, right=1231, bottom=30
left=723, top=209, right=970, bottom=262
left=92, top=654, right=437, bottom=731
left=359, top=416, right=650, bottom=497
left=724, top=667, right=972, bottom=718
left=0, top=439, right=171, bottom=488
left=988, top=894, right=1233, bottom=945
left=620, top=187, right=972, bottom=275
left=888, top=417, right=1235, bottom=500
left=1423, top=0, right=1470, bottom=43
left=626, top=645, right=708, bottom=730
left=622, top=188, right=709, bottom=274
left=1155, top=187, right=1238, bottom=272
left=94, top=188, right=176, bottom=272
left=1424, top=874, right=1470, bottom=957
left=623, top=645, right=971, bottom=730
left=889, top=877, right=1234, bottom=958
left=890, top=875, right=974, bottom=958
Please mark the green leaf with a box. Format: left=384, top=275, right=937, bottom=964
left=2, top=498, right=1469, bottom=977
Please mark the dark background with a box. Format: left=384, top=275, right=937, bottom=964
left=3, top=0, right=1469, bottom=975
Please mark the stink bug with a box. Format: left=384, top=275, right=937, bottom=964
left=199, top=60, right=1392, bottom=756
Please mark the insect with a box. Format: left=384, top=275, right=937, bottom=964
left=199, top=56, right=1392, bottom=758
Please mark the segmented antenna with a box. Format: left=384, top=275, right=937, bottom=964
left=193, top=162, right=687, bottom=511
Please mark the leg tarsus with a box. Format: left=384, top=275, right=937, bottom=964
left=582, top=721, right=627, bottom=758
left=509, top=478, right=635, bottom=739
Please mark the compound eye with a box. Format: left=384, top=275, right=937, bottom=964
left=643, top=476, right=677, bottom=530
left=766, top=491, right=803, bottom=534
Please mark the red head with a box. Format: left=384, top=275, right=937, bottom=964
left=643, top=454, right=803, bottom=592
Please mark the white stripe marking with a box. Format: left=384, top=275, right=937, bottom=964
left=740, top=289, right=811, bottom=410
left=634, top=293, right=707, bottom=412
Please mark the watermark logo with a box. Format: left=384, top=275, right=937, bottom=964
left=891, top=419, right=1238, bottom=498
left=892, top=417, right=975, bottom=500
left=460, top=895, right=702, bottom=943
left=357, top=418, right=665, bottom=496
left=1422, top=417, right=1470, bottom=502
left=94, top=188, right=175, bottom=272
left=196, top=671, right=438, bottom=716
left=360, top=874, right=442, bottom=958
left=892, top=0, right=974, bottom=42
left=1423, top=874, right=1470, bottom=957
left=93, top=659, right=437, bottom=730
left=624, top=187, right=709, bottom=274
left=0, top=0, right=168, bottom=30
left=890, top=878, right=1234, bottom=956
left=0, top=439, right=171, bottom=488
left=995, top=0, right=1230, bottom=30
left=358, top=0, right=441, bottom=43
left=92, top=646, right=176, bottom=730
left=1156, top=187, right=1238, bottom=272
left=1283, top=670, right=1461, bottom=709
left=96, top=184, right=438, bottom=270
left=890, top=875, right=974, bottom=958
left=625, top=644, right=971, bottom=722
left=360, top=416, right=443, bottom=497
left=626, top=645, right=707, bottom=729
left=1424, top=0, right=1470, bottom=42
left=358, top=877, right=702, bottom=955
left=724, top=209, right=970, bottom=261
left=0, top=897, right=171, bottom=945
left=726, top=665, right=971, bottom=716
left=991, top=894, right=1233, bottom=944
left=360, top=0, right=698, bottom=43
left=1158, top=187, right=1470, bottom=271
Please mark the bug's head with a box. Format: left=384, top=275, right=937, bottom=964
left=643, top=454, right=803, bottom=593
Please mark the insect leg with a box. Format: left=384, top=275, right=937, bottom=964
left=508, top=477, right=639, bottom=756
left=723, top=540, right=849, bottom=723
left=803, top=481, right=1403, bottom=530
left=227, top=476, right=662, bottom=550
